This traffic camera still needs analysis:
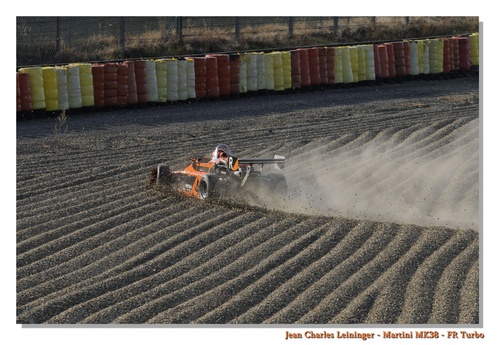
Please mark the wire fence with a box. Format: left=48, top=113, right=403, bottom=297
left=18, top=16, right=473, bottom=67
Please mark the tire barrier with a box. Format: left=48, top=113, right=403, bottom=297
left=186, top=58, right=197, bottom=101
left=16, top=33, right=479, bottom=119
left=117, top=63, right=128, bottom=108
left=103, top=63, right=118, bottom=108
left=18, top=66, right=45, bottom=114
left=229, top=55, right=240, bottom=96
left=67, top=64, right=82, bottom=112
left=42, top=67, right=58, bottom=112
left=134, top=60, right=148, bottom=105
left=18, top=72, right=32, bottom=114
left=192, top=57, right=207, bottom=99
left=125, top=61, right=138, bottom=106
left=92, top=64, right=105, bottom=109
left=145, top=60, right=158, bottom=103
left=290, top=49, right=301, bottom=89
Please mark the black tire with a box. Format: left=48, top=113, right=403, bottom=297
left=198, top=174, right=218, bottom=199
left=150, top=164, right=171, bottom=186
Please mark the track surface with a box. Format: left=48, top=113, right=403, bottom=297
left=17, top=76, right=480, bottom=324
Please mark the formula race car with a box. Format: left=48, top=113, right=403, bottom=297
left=149, top=144, right=287, bottom=201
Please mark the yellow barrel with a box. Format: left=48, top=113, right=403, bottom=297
left=155, top=59, right=168, bottom=102
left=264, top=53, right=275, bottom=90
left=56, top=67, right=69, bottom=110
left=18, top=66, right=45, bottom=110
left=42, top=67, right=58, bottom=112
left=418, top=40, right=430, bottom=74
left=281, top=51, right=292, bottom=90
left=357, top=45, right=366, bottom=82
left=341, top=47, right=354, bottom=83
left=428, top=39, right=439, bottom=74
left=334, top=47, right=343, bottom=83
left=469, top=33, right=480, bottom=66
left=271, top=52, right=284, bottom=91
left=186, top=58, right=196, bottom=99
left=349, top=46, right=359, bottom=83
left=146, top=60, right=159, bottom=102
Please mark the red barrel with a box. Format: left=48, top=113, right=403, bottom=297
left=373, top=45, right=381, bottom=78
left=104, top=63, right=118, bottom=107
left=18, top=72, right=33, bottom=112
left=318, top=47, right=328, bottom=85
left=125, top=61, right=138, bottom=106
left=207, top=54, right=230, bottom=97
left=392, top=42, right=406, bottom=77
left=326, top=47, right=335, bottom=85
left=229, top=55, right=240, bottom=96
left=205, top=56, right=219, bottom=98
left=377, top=44, right=389, bottom=78
left=457, top=36, right=471, bottom=71
left=298, top=49, right=311, bottom=87
left=451, top=37, right=460, bottom=71
left=117, top=63, right=128, bottom=107
left=290, top=49, right=302, bottom=89
left=385, top=43, right=397, bottom=79
left=192, top=57, right=207, bottom=99
left=308, top=47, right=321, bottom=86
left=134, top=60, right=148, bottom=105
left=92, top=64, right=105, bottom=109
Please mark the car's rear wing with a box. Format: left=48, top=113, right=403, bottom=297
left=230, top=155, right=285, bottom=170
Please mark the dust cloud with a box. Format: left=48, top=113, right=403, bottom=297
left=273, top=119, right=480, bottom=231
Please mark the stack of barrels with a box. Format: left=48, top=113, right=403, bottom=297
left=16, top=33, right=479, bottom=120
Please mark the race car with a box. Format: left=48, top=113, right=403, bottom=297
left=149, top=143, right=287, bottom=201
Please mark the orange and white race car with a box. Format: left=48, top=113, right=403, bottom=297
left=149, top=144, right=287, bottom=200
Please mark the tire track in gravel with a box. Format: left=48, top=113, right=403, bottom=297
left=16, top=77, right=480, bottom=324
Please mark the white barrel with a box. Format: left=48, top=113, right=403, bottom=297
left=166, top=59, right=179, bottom=102
left=56, top=67, right=69, bottom=111
left=146, top=60, right=158, bottom=102
left=256, top=53, right=266, bottom=90
left=177, top=59, right=187, bottom=101
left=264, top=53, right=275, bottom=90
left=67, top=64, right=82, bottom=109
left=186, top=58, right=196, bottom=99
left=409, top=41, right=419, bottom=75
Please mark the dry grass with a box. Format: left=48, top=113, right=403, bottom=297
left=17, top=16, right=478, bottom=66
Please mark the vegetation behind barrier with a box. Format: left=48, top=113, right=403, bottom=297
left=16, top=16, right=479, bottom=67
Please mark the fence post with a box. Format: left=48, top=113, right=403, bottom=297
left=235, top=17, right=240, bottom=41
left=176, top=17, right=183, bottom=42
left=288, top=17, right=294, bottom=38
left=120, top=17, right=126, bottom=58
left=56, top=17, right=60, bottom=53
left=333, top=17, right=339, bottom=32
